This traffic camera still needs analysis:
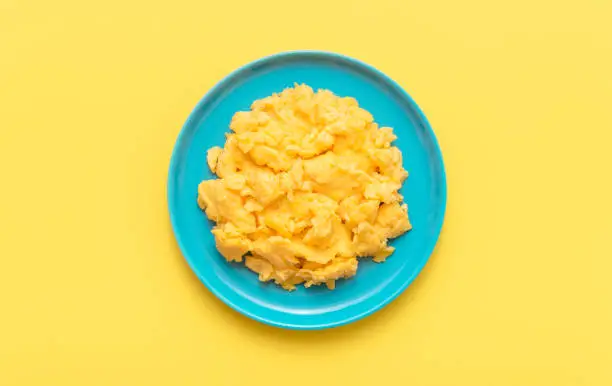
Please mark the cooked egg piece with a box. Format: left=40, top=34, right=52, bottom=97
left=197, top=84, right=411, bottom=290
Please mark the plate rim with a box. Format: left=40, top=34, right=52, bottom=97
left=167, top=50, right=447, bottom=330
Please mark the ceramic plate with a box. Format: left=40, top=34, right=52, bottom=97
left=168, top=51, right=446, bottom=329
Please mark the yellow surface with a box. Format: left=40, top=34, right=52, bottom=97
left=1, top=0, right=611, bottom=385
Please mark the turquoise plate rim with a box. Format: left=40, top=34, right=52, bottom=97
left=167, top=50, right=447, bottom=330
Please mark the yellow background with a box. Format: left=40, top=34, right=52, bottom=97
left=1, top=0, right=611, bottom=385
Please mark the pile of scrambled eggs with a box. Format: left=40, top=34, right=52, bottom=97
left=197, top=84, right=411, bottom=290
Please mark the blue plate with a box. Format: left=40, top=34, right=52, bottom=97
left=168, top=51, right=446, bottom=330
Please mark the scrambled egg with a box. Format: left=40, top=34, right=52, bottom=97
left=197, top=84, right=411, bottom=290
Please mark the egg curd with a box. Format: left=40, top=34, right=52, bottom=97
left=197, top=84, right=411, bottom=290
